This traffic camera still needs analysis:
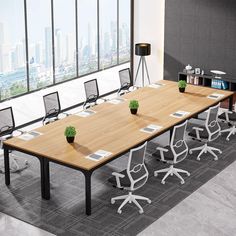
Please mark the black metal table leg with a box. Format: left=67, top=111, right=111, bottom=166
left=40, top=158, right=50, bottom=200
left=4, top=145, right=10, bottom=185
left=84, top=171, right=92, bottom=216
left=229, top=95, right=234, bottom=111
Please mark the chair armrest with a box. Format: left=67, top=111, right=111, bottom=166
left=220, top=109, right=233, bottom=123
left=192, top=127, right=204, bottom=140
left=156, top=147, right=168, bottom=161
left=112, top=172, right=125, bottom=188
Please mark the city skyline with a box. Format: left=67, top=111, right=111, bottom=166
left=0, top=0, right=130, bottom=100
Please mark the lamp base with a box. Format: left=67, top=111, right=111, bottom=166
left=134, top=56, right=151, bottom=87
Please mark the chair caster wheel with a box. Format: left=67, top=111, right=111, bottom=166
left=118, top=210, right=122, bottom=214
left=147, top=199, right=151, bottom=204
left=181, top=181, right=185, bottom=185
left=219, top=151, right=222, bottom=154
left=139, top=209, right=144, bottom=214
left=154, top=172, right=158, bottom=177
left=161, top=181, right=165, bottom=184
left=111, top=199, right=115, bottom=204
left=226, top=138, right=230, bottom=141
left=187, top=172, right=190, bottom=176
left=189, top=150, right=193, bottom=154
left=197, top=158, right=200, bottom=161
left=214, top=158, right=218, bottom=161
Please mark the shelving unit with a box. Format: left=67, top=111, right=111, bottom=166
left=177, top=72, right=236, bottom=109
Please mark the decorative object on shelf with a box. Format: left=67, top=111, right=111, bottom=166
left=210, top=70, right=227, bottom=90
left=64, top=126, right=77, bottom=143
left=195, top=68, right=201, bottom=74
left=184, top=64, right=194, bottom=83
left=178, top=80, right=187, bottom=93
left=134, top=43, right=151, bottom=87
left=129, top=100, right=139, bottom=114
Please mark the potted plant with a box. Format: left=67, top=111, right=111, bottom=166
left=178, top=80, right=187, bottom=93
left=64, top=126, right=77, bottom=143
left=129, top=100, right=139, bottom=114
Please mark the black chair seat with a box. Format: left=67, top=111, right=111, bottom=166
left=219, top=112, right=236, bottom=121
left=153, top=145, right=187, bottom=163
left=108, top=167, right=147, bottom=189
left=189, top=126, right=209, bottom=139
left=108, top=170, right=131, bottom=188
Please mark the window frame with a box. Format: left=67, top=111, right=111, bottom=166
left=0, top=0, right=134, bottom=102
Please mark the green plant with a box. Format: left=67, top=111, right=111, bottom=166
left=129, top=100, right=139, bottom=109
left=178, top=80, right=187, bottom=88
left=64, top=126, right=77, bottom=137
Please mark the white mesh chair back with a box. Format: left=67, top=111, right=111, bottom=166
left=0, top=107, right=15, bottom=137
left=119, top=68, right=131, bottom=91
left=43, top=92, right=61, bottom=119
left=127, top=142, right=148, bottom=191
left=84, top=79, right=99, bottom=104
left=170, top=120, right=188, bottom=163
left=205, top=103, right=220, bottom=141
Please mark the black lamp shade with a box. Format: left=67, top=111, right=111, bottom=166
left=135, top=43, right=151, bottom=56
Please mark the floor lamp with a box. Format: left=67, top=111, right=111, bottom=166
left=134, top=43, right=151, bottom=87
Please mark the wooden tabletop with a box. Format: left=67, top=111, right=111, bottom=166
left=4, top=80, right=233, bottom=170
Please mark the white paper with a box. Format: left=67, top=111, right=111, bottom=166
left=107, top=98, right=126, bottom=104
left=18, top=131, right=43, bottom=141
left=75, top=110, right=96, bottom=117
left=148, top=83, right=165, bottom=89
left=140, top=124, right=163, bottom=134
left=207, top=93, right=225, bottom=100
left=86, top=150, right=112, bottom=161
left=170, top=111, right=190, bottom=118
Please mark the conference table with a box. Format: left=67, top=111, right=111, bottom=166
left=3, top=80, right=234, bottom=215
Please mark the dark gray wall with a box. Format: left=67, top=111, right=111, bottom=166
left=164, top=0, right=236, bottom=81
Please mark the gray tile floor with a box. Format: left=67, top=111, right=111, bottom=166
left=139, top=160, right=236, bottom=236
left=0, top=212, right=55, bottom=236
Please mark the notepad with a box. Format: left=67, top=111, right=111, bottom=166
left=18, top=131, right=43, bottom=141
left=207, top=93, right=225, bottom=100
left=140, top=124, right=163, bottom=134
left=170, top=111, right=190, bottom=118
left=75, top=110, right=96, bottom=117
left=107, top=97, right=126, bottom=104
left=86, top=150, right=112, bottom=161
left=148, top=83, right=165, bottom=89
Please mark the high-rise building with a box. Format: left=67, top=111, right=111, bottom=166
left=35, top=42, right=42, bottom=64
left=0, top=22, right=4, bottom=44
left=45, top=27, right=52, bottom=68
left=55, top=28, right=63, bottom=66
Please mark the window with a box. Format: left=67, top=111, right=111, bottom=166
left=54, top=0, right=77, bottom=82
left=99, top=0, right=118, bottom=69
left=78, top=0, right=98, bottom=76
left=119, top=0, right=131, bottom=63
left=27, top=0, right=54, bottom=91
left=0, top=0, right=132, bottom=101
left=0, top=0, right=27, bottom=100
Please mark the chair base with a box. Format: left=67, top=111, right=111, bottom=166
left=221, top=125, right=236, bottom=141
left=111, top=191, right=151, bottom=214
left=154, top=165, right=190, bottom=185
left=0, top=152, right=29, bottom=173
left=189, top=143, right=222, bottom=161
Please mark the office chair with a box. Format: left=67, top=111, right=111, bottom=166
left=0, top=107, right=28, bottom=173
left=153, top=120, right=190, bottom=184
left=42, top=91, right=69, bottom=125
left=109, top=142, right=151, bottom=214
left=117, top=68, right=132, bottom=96
left=83, top=79, right=107, bottom=109
left=189, top=103, right=222, bottom=161
left=218, top=106, right=236, bottom=141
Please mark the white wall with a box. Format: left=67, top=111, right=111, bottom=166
left=134, top=0, right=165, bottom=85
